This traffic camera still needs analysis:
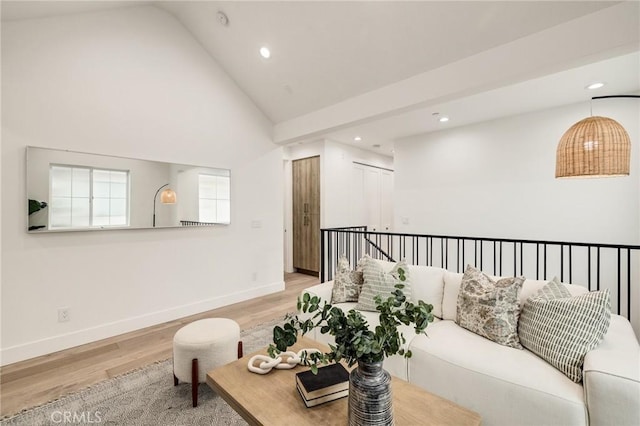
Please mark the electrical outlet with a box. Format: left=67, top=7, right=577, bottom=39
left=58, top=308, right=70, bottom=323
left=252, top=272, right=257, bottom=281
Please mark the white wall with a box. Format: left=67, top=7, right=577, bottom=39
left=1, top=6, right=283, bottom=365
left=394, top=100, right=639, bottom=244
left=394, top=100, right=640, bottom=333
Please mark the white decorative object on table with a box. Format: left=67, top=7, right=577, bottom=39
left=247, top=348, right=321, bottom=374
left=247, top=355, right=281, bottom=374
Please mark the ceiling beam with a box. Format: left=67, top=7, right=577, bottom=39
left=273, top=2, right=639, bottom=145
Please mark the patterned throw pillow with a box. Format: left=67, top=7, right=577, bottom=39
left=518, top=277, right=611, bottom=383
left=355, top=257, right=412, bottom=312
left=456, top=265, right=525, bottom=349
left=330, top=255, right=364, bottom=303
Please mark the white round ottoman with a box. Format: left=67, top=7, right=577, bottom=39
left=173, top=318, right=242, bottom=407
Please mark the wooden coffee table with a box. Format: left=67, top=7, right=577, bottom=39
left=207, top=336, right=481, bottom=425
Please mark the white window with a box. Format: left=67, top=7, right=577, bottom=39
left=50, top=165, right=129, bottom=229
left=198, top=174, right=230, bottom=224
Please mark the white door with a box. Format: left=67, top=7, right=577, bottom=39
left=349, top=163, right=393, bottom=232
left=364, top=168, right=381, bottom=231
left=381, top=170, right=393, bottom=232
left=350, top=165, right=367, bottom=227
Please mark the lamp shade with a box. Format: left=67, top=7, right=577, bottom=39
left=556, top=116, right=630, bottom=178
left=160, top=188, right=177, bottom=204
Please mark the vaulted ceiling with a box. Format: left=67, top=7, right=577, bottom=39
left=3, top=1, right=639, bottom=155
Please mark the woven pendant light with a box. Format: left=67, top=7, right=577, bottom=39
left=556, top=116, right=631, bottom=178
left=160, top=188, right=177, bottom=204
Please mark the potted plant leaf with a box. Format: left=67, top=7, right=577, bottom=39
left=269, top=267, right=434, bottom=425
left=28, top=199, right=48, bottom=231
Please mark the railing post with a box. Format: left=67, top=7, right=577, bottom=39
left=320, top=229, right=325, bottom=283
left=627, top=248, right=631, bottom=321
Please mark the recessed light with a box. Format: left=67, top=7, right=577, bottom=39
left=354, top=136, right=362, bottom=142
left=259, top=47, right=271, bottom=59
left=439, top=116, right=449, bottom=123
left=217, top=11, right=229, bottom=26
left=586, top=82, right=605, bottom=90
left=372, top=144, right=381, bottom=148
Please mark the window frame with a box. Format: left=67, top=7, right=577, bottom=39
left=48, top=164, right=131, bottom=230
left=198, top=173, right=231, bottom=224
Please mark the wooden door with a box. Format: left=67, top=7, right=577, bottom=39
left=293, top=156, right=320, bottom=275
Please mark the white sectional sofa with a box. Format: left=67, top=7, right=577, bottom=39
left=300, top=260, right=640, bottom=426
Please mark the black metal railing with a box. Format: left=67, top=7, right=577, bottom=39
left=320, top=227, right=640, bottom=321
left=180, top=220, right=215, bottom=226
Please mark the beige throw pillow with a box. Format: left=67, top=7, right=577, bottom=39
left=518, top=277, right=611, bottom=382
left=456, top=265, right=524, bottom=349
left=330, top=255, right=364, bottom=303
left=355, top=256, right=411, bottom=312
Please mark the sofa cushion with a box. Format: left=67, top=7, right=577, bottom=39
left=456, top=265, right=525, bottom=349
left=406, top=265, right=445, bottom=319
left=408, top=320, right=587, bottom=426
left=356, top=256, right=411, bottom=311
left=330, top=255, right=364, bottom=303
left=519, top=278, right=611, bottom=383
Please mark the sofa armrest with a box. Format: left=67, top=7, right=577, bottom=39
left=297, top=281, right=334, bottom=341
left=300, top=281, right=334, bottom=304
left=583, top=315, right=640, bottom=426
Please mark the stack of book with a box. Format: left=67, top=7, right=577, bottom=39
left=295, top=363, right=350, bottom=407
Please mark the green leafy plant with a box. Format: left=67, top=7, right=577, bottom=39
left=28, top=199, right=47, bottom=215
left=268, top=267, right=434, bottom=373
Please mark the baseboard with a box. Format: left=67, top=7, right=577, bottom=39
left=0, top=280, right=284, bottom=366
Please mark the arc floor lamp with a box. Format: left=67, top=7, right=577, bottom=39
left=153, top=183, right=177, bottom=227
left=556, top=95, right=639, bottom=178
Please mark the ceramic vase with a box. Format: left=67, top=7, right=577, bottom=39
left=348, top=361, right=393, bottom=426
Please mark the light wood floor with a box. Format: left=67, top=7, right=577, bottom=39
left=0, top=272, right=319, bottom=418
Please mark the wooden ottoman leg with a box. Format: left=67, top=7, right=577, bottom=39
left=173, top=358, right=179, bottom=385
left=237, top=341, right=243, bottom=359
left=192, top=358, right=198, bottom=407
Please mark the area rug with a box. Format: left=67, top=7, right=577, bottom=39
left=1, top=316, right=291, bottom=426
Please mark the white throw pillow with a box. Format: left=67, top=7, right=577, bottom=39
left=442, top=271, right=464, bottom=321
left=408, top=265, right=445, bottom=319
